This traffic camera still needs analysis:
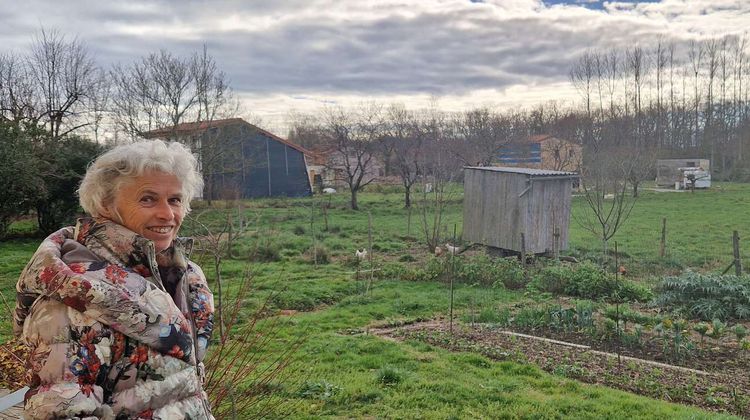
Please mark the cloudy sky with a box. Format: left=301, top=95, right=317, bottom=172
left=1, top=0, right=748, bottom=134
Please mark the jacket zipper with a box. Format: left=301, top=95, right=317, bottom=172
left=147, top=241, right=212, bottom=419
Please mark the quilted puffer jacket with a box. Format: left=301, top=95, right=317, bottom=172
left=14, top=217, right=215, bottom=419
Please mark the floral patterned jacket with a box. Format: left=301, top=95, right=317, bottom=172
left=14, top=218, right=215, bottom=419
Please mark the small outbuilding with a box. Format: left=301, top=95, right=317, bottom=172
left=463, top=166, right=578, bottom=255
left=656, top=158, right=710, bottom=187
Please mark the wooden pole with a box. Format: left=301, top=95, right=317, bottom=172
left=367, top=211, right=374, bottom=294
left=407, top=205, right=412, bottom=237
left=659, top=217, right=667, bottom=258
left=553, top=226, right=560, bottom=260
left=520, top=233, right=527, bottom=269
left=733, top=230, right=742, bottom=276
left=311, top=202, right=317, bottom=268
left=615, top=241, right=621, bottom=368
left=449, top=224, right=456, bottom=335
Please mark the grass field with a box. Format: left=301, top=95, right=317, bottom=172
left=1, top=182, right=748, bottom=418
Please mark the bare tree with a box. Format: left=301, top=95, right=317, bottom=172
left=382, top=104, right=423, bottom=208
left=111, top=50, right=200, bottom=138
left=28, top=29, right=98, bottom=139
left=323, top=105, right=382, bottom=210
left=450, top=107, right=516, bottom=166
left=0, top=53, right=37, bottom=124
left=575, top=146, right=638, bottom=255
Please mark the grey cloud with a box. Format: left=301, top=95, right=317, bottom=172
left=0, top=0, right=747, bottom=104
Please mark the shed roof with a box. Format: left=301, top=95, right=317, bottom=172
left=142, top=118, right=314, bottom=157
left=465, top=166, right=579, bottom=178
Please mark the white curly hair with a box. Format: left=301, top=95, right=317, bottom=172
left=78, top=139, right=203, bottom=217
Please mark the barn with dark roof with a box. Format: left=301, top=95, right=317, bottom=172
left=144, top=118, right=313, bottom=199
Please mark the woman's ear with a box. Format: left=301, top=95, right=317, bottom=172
left=99, top=201, right=114, bottom=219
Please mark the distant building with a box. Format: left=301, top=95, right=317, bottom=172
left=656, top=158, right=711, bottom=187
left=144, top=118, right=313, bottom=199
left=497, top=134, right=582, bottom=173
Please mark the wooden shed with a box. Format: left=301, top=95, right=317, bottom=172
left=463, top=166, right=578, bottom=254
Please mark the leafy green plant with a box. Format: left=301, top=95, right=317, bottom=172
left=530, top=261, right=653, bottom=302
left=298, top=380, right=342, bottom=400
left=693, top=322, right=710, bottom=350
left=654, top=272, right=750, bottom=321
left=708, top=319, right=726, bottom=346
left=454, top=255, right=525, bottom=289
left=733, top=324, right=748, bottom=342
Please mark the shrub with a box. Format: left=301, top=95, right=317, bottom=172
left=398, top=254, right=416, bottom=262
left=654, top=272, right=750, bottom=321
left=375, top=366, right=404, bottom=386
left=249, top=238, right=282, bottom=262
left=529, top=261, right=652, bottom=302
left=293, top=225, right=306, bottom=235
left=529, top=264, right=574, bottom=295
left=377, top=262, right=408, bottom=280
left=305, top=245, right=330, bottom=264
left=454, top=254, right=525, bottom=289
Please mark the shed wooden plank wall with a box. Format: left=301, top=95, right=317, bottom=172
left=463, top=169, right=527, bottom=251
left=523, top=178, right=571, bottom=253
left=463, top=168, right=573, bottom=254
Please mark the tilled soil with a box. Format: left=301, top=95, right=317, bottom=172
left=372, top=320, right=750, bottom=418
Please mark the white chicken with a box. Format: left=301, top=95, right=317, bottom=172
left=355, top=249, right=368, bottom=261
left=445, top=243, right=461, bottom=255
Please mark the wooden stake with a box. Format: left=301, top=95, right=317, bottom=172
left=733, top=230, right=742, bottom=276
left=553, top=226, right=560, bottom=260
left=520, top=233, right=527, bottom=269
left=407, top=205, right=412, bottom=237
left=659, top=217, right=667, bottom=258
left=367, top=211, right=374, bottom=294
left=450, top=224, right=456, bottom=335
left=311, top=202, right=317, bottom=268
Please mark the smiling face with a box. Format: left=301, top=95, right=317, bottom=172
left=103, top=171, right=185, bottom=252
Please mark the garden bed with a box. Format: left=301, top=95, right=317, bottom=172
left=373, top=319, right=750, bottom=418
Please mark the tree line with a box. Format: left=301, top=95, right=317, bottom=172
left=0, top=29, right=238, bottom=238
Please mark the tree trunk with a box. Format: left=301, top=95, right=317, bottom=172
left=350, top=188, right=359, bottom=210
left=632, top=182, right=639, bottom=198
left=404, top=185, right=411, bottom=208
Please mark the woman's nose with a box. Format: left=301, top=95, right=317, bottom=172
left=154, top=200, right=175, bottom=220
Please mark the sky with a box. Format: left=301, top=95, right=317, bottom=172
left=1, top=0, right=748, bottom=135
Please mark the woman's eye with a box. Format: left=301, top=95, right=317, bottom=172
left=169, top=197, right=183, bottom=205
left=139, top=196, right=155, bottom=204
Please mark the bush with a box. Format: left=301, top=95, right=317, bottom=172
left=249, top=238, right=282, bottom=262
left=305, top=245, right=330, bottom=264
left=454, top=255, right=525, bottom=289
left=375, top=366, right=404, bottom=386
left=398, top=254, right=416, bottom=262
left=529, top=264, right=574, bottom=295
left=529, top=261, right=652, bottom=302
left=654, top=272, right=750, bottom=321
left=293, top=225, right=306, bottom=235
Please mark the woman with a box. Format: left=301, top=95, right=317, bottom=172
left=14, top=140, right=215, bottom=419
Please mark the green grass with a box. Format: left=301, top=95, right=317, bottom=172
left=1, top=183, right=747, bottom=418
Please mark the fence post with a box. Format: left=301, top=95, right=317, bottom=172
left=659, top=217, right=667, bottom=258
left=449, top=224, right=457, bottom=335
left=733, top=230, right=742, bottom=276
left=366, top=211, right=374, bottom=294
left=553, top=227, right=560, bottom=260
